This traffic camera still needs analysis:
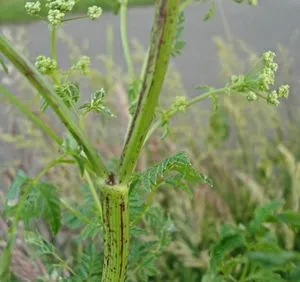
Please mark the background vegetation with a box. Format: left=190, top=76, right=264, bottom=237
left=1, top=0, right=300, bottom=281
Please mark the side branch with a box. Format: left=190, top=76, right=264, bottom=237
left=0, top=35, right=108, bottom=177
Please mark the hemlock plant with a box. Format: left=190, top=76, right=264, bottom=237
left=0, top=0, right=291, bottom=281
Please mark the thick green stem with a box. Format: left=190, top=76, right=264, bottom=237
left=120, top=0, right=135, bottom=79
left=0, top=35, right=108, bottom=177
left=118, top=0, right=180, bottom=183
left=101, top=184, right=129, bottom=282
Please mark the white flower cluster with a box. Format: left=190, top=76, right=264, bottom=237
left=72, top=56, right=91, bottom=75
left=246, top=91, right=258, bottom=102
left=48, top=9, right=65, bottom=26
left=231, top=51, right=289, bottom=106
left=46, top=0, right=75, bottom=12
left=35, top=55, right=57, bottom=74
left=259, top=51, right=278, bottom=91
left=25, top=1, right=41, bottom=16
left=266, top=84, right=289, bottom=106
left=46, top=0, right=76, bottom=26
left=87, top=6, right=103, bottom=20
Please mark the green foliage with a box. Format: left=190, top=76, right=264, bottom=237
left=5, top=177, right=61, bottom=234
left=172, top=11, right=186, bottom=57
left=204, top=201, right=300, bottom=281
left=64, top=245, right=103, bottom=281
left=136, top=152, right=210, bottom=191
left=129, top=152, right=212, bottom=224
left=128, top=205, right=175, bottom=281
left=4, top=170, right=28, bottom=207
left=79, top=88, right=115, bottom=117
left=0, top=0, right=296, bottom=281
left=24, top=182, right=61, bottom=234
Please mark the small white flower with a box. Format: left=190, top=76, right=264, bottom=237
left=35, top=55, right=57, bottom=74
left=48, top=9, right=65, bottom=26
left=46, top=0, right=76, bottom=13
left=262, top=51, right=276, bottom=65
left=267, top=90, right=279, bottom=106
left=25, top=1, right=41, bottom=16
left=277, top=84, right=289, bottom=98
left=87, top=6, right=103, bottom=20
left=246, top=91, right=257, bottom=102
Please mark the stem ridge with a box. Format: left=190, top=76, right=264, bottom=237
left=101, top=184, right=129, bottom=282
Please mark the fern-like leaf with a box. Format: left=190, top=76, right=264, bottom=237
left=171, top=11, right=186, bottom=57
left=136, top=152, right=211, bottom=192
left=22, top=182, right=61, bottom=234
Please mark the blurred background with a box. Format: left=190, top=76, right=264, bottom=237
left=1, top=0, right=300, bottom=281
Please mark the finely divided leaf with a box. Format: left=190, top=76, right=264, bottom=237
left=22, top=182, right=61, bottom=234
left=5, top=170, right=28, bottom=208
left=137, top=152, right=211, bottom=192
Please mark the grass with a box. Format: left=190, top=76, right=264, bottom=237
left=0, top=0, right=153, bottom=24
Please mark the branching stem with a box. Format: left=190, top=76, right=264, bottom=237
left=118, top=0, right=180, bottom=183
left=0, top=35, right=108, bottom=178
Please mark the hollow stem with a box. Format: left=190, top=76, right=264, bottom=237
left=101, top=184, right=129, bottom=282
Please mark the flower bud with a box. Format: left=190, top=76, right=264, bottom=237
left=246, top=91, right=257, bottom=101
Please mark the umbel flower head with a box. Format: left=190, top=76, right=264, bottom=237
left=230, top=51, right=289, bottom=106
left=45, top=0, right=77, bottom=26
left=25, top=1, right=41, bottom=16
left=46, top=0, right=75, bottom=13
left=87, top=6, right=103, bottom=20
left=35, top=55, right=57, bottom=74
left=48, top=9, right=65, bottom=26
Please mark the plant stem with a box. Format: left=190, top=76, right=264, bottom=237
left=0, top=85, right=62, bottom=145
left=118, top=0, right=180, bottom=183
left=101, top=184, right=129, bottom=282
left=0, top=35, right=108, bottom=178
left=84, top=171, right=103, bottom=224
left=50, top=26, right=57, bottom=62
left=33, top=157, right=74, bottom=183
left=60, top=198, right=90, bottom=224
left=145, top=86, right=228, bottom=143
left=120, top=0, right=135, bottom=79
left=0, top=182, right=32, bottom=281
left=62, top=16, right=88, bottom=23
